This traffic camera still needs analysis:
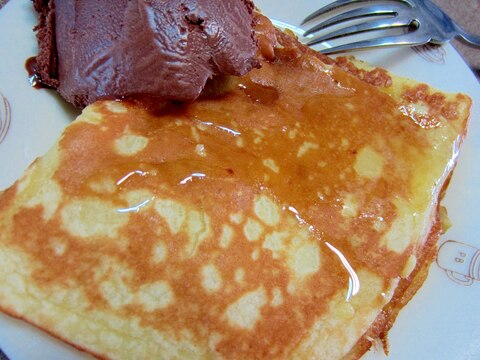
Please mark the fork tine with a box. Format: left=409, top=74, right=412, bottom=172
left=301, top=0, right=372, bottom=25
left=319, top=32, right=430, bottom=54
left=306, top=17, right=411, bottom=46
left=303, top=4, right=406, bottom=37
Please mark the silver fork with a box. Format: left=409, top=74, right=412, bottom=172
left=301, top=0, right=480, bottom=54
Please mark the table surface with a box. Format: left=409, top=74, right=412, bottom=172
left=0, top=1, right=478, bottom=360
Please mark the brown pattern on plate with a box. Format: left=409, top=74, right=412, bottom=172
left=413, top=43, right=447, bottom=64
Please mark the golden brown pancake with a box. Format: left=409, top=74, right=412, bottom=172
left=0, top=22, right=471, bottom=359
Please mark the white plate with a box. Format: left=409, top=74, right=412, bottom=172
left=0, top=1, right=479, bottom=359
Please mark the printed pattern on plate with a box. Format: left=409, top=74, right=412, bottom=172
left=437, top=240, right=480, bottom=286
left=413, top=44, right=447, bottom=64
left=0, top=91, right=11, bottom=144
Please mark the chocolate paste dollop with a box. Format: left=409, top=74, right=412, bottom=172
left=32, top=0, right=259, bottom=108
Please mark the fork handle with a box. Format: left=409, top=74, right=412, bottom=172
left=455, top=25, right=480, bottom=47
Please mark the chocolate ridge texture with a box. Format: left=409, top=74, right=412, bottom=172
left=32, top=0, right=259, bottom=108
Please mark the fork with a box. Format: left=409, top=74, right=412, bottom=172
left=301, top=0, right=480, bottom=54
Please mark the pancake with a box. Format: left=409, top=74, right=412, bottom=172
left=0, top=22, right=471, bottom=360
